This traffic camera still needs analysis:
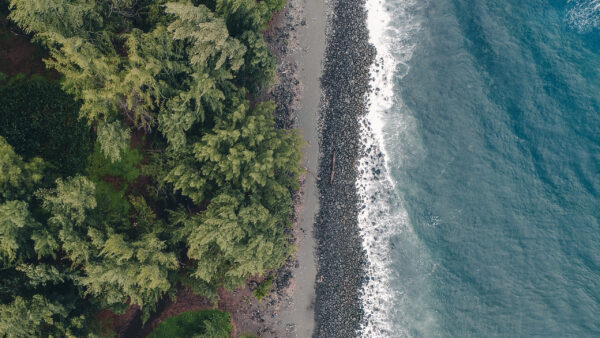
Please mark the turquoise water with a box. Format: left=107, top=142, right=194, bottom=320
left=376, top=0, right=600, bottom=336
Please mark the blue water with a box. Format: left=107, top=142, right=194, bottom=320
left=380, top=0, right=600, bottom=336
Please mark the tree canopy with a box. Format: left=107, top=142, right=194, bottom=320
left=1, top=0, right=298, bottom=334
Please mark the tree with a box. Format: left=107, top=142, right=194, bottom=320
left=0, top=200, right=37, bottom=263
left=175, top=190, right=292, bottom=290
left=165, top=2, right=246, bottom=71
left=166, top=96, right=302, bottom=206
left=237, top=30, right=276, bottom=93
left=0, top=295, right=70, bottom=337
left=96, top=121, right=131, bottom=163
left=0, top=173, right=97, bottom=337
left=39, top=175, right=178, bottom=320
left=0, top=136, right=45, bottom=203
left=6, top=0, right=302, bottom=328
left=8, top=0, right=101, bottom=38
left=79, top=231, right=178, bottom=321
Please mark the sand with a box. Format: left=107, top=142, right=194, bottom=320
left=273, top=0, right=328, bottom=337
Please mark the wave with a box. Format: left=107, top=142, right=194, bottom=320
left=567, top=0, right=600, bottom=32
left=358, top=0, right=421, bottom=336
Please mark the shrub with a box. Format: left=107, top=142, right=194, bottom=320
left=148, top=310, right=231, bottom=338
left=253, top=275, right=274, bottom=302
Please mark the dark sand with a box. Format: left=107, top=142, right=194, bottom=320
left=273, top=0, right=327, bottom=336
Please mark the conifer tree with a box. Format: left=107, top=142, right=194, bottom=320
left=166, top=96, right=302, bottom=207
left=8, top=0, right=100, bottom=37
left=0, top=295, right=70, bottom=337
left=0, top=200, right=37, bottom=263
left=165, top=2, right=246, bottom=71
left=5, top=0, right=303, bottom=326
left=166, top=94, right=302, bottom=290
left=0, top=136, right=45, bottom=203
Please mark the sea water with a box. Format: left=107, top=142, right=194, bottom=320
left=360, top=0, right=600, bottom=336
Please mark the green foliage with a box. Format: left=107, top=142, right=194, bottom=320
left=179, top=271, right=219, bottom=301
left=15, top=263, right=67, bottom=287
left=87, top=143, right=142, bottom=220
left=253, top=275, right=274, bottom=302
left=39, top=176, right=97, bottom=227
left=78, top=231, right=178, bottom=321
left=165, top=2, right=246, bottom=70
left=4, top=0, right=301, bottom=332
left=8, top=0, right=100, bottom=37
left=97, top=121, right=131, bottom=163
left=37, top=176, right=97, bottom=265
left=237, top=30, right=276, bottom=93
left=88, top=144, right=142, bottom=186
left=0, top=76, right=92, bottom=176
left=0, top=200, right=37, bottom=262
left=0, top=174, right=98, bottom=337
left=172, top=189, right=294, bottom=290
left=0, top=295, right=69, bottom=337
left=167, top=97, right=302, bottom=206
left=216, top=0, right=270, bottom=35
left=147, top=310, right=231, bottom=338
left=0, top=136, right=45, bottom=202
left=38, top=175, right=178, bottom=321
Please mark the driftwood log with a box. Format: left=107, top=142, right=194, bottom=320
left=330, top=151, right=336, bottom=184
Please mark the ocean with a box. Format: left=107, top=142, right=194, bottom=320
left=360, top=0, right=600, bottom=336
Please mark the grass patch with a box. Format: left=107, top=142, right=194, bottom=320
left=148, top=310, right=231, bottom=338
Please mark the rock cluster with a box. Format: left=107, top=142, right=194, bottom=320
left=314, top=0, right=375, bottom=336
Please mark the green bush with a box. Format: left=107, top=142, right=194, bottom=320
left=87, top=144, right=142, bottom=221
left=87, top=144, right=142, bottom=187
left=148, top=310, right=231, bottom=338
left=253, top=275, right=274, bottom=302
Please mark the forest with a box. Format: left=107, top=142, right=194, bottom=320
left=0, top=0, right=301, bottom=335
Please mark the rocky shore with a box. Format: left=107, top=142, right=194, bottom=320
left=314, top=0, right=375, bottom=336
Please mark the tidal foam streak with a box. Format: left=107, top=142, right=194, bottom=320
left=358, top=0, right=419, bottom=336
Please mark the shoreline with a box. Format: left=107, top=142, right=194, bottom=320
left=314, top=0, right=375, bottom=336
left=277, top=0, right=327, bottom=335
left=263, top=0, right=327, bottom=335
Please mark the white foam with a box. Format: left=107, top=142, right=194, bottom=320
left=567, top=0, right=600, bottom=32
left=357, top=0, right=421, bottom=336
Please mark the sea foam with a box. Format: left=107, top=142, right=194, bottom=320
left=358, top=0, right=420, bottom=336
left=567, top=0, right=600, bottom=32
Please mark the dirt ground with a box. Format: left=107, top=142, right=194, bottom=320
left=0, top=16, right=55, bottom=78
left=104, top=272, right=293, bottom=338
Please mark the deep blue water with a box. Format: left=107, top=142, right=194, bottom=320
left=381, top=0, right=600, bottom=336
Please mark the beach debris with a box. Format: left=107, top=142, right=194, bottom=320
left=329, top=150, right=336, bottom=184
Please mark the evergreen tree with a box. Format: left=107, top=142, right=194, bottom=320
left=5, top=0, right=301, bottom=330
left=0, top=136, right=45, bottom=203
left=166, top=96, right=302, bottom=207
left=0, top=200, right=37, bottom=263
left=165, top=2, right=246, bottom=71
left=167, top=95, right=302, bottom=290
left=8, top=0, right=100, bottom=37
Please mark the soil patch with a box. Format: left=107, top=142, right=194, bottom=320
left=0, top=16, right=55, bottom=78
